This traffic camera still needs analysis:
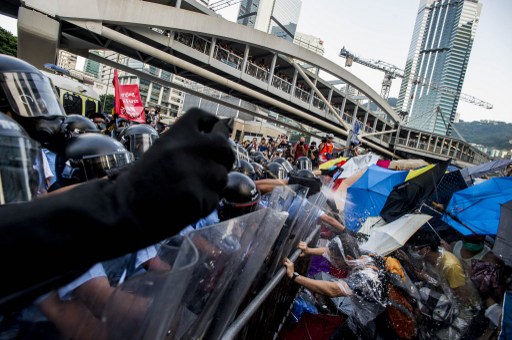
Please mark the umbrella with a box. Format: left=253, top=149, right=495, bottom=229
left=431, top=169, right=468, bottom=206
left=319, top=156, right=348, bottom=170
left=380, top=160, right=449, bottom=223
left=330, top=168, right=367, bottom=212
left=493, top=200, right=512, bottom=267
left=361, top=213, right=432, bottom=256
left=443, top=177, right=512, bottom=235
left=388, top=159, right=429, bottom=170
left=340, top=153, right=380, bottom=179
left=344, top=165, right=408, bottom=231
left=460, top=159, right=512, bottom=186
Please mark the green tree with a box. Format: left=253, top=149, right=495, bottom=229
left=0, top=27, right=17, bottom=56
left=100, top=94, right=115, bottom=114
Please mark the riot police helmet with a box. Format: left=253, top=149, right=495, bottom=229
left=117, top=123, right=159, bottom=160
left=55, top=133, right=134, bottom=187
left=265, top=161, right=287, bottom=179
left=0, top=55, right=67, bottom=151
left=218, top=172, right=261, bottom=221
left=0, top=111, right=45, bottom=203
left=296, top=156, right=313, bottom=171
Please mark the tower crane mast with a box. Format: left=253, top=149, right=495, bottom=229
left=339, top=46, right=493, bottom=109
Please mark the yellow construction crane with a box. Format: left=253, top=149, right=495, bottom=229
left=339, top=46, right=493, bottom=109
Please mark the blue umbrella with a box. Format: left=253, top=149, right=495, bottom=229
left=443, top=177, right=512, bottom=235
left=344, top=164, right=408, bottom=231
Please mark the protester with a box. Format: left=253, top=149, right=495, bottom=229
left=284, top=233, right=386, bottom=339
left=292, top=136, right=308, bottom=163
left=318, top=134, right=344, bottom=164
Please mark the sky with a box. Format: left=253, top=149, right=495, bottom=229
left=1, top=0, right=510, bottom=123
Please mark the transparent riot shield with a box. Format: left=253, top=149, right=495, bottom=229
left=93, top=208, right=287, bottom=340
left=256, top=184, right=309, bottom=286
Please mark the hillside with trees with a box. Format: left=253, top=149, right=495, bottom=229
left=0, top=27, right=17, bottom=56
left=454, top=120, right=512, bottom=150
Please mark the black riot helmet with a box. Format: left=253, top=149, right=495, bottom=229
left=0, top=111, right=45, bottom=204
left=253, top=154, right=268, bottom=167
left=0, top=54, right=67, bottom=151
left=265, top=161, right=287, bottom=179
left=296, top=156, right=313, bottom=171
left=217, top=172, right=261, bottom=221
left=117, top=123, right=159, bottom=160
left=55, top=133, right=134, bottom=187
left=63, top=114, right=100, bottom=139
left=273, top=157, right=294, bottom=174
left=234, top=159, right=256, bottom=180
left=250, top=161, right=265, bottom=180
left=296, top=168, right=317, bottom=179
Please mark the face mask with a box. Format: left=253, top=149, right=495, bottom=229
left=462, top=241, right=484, bottom=253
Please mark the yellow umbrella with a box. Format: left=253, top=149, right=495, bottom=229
left=319, top=156, right=348, bottom=170
left=405, top=164, right=435, bottom=181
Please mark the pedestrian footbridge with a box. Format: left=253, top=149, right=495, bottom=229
left=10, top=0, right=490, bottom=166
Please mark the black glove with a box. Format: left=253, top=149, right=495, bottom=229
left=115, top=108, right=235, bottom=239
left=0, top=108, right=234, bottom=310
left=287, top=173, right=322, bottom=197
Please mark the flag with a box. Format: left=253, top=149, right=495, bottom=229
left=113, top=69, right=146, bottom=123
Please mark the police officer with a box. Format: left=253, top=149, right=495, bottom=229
left=0, top=55, right=234, bottom=311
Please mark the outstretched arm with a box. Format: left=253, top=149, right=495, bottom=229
left=0, top=108, right=234, bottom=310
left=283, top=258, right=352, bottom=297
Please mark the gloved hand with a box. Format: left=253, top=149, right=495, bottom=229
left=115, top=108, right=235, bottom=238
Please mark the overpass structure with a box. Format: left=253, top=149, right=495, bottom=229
left=8, top=0, right=490, bottom=166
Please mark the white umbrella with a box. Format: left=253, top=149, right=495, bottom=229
left=361, top=213, right=432, bottom=256
left=339, top=153, right=380, bottom=179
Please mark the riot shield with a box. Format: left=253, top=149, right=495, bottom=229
left=93, top=208, right=287, bottom=340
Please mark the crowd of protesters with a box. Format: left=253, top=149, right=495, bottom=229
left=0, top=54, right=510, bottom=340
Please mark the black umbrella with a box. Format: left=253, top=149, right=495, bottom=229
left=379, top=160, right=449, bottom=223
left=493, top=200, right=512, bottom=267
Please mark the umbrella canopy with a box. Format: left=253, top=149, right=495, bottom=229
left=339, top=153, right=380, bottom=179
left=493, top=200, right=512, bottom=267
left=380, top=160, right=449, bottom=223
left=361, top=213, right=432, bottom=256
left=460, top=159, right=512, bottom=186
left=318, top=156, right=347, bottom=170
left=344, top=165, right=408, bottom=231
left=443, top=177, right=512, bottom=235
left=388, top=159, right=429, bottom=170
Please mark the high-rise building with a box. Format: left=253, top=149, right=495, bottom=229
left=56, top=50, right=77, bottom=70
left=237, top=0, right=302, bottom=42
left=293, top=32, right=324, bottom=56
left=83, top=52, right=101, bottom=79
left=397, top=0, right=482, bottom=136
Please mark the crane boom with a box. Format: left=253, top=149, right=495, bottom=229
left=339, top=46, right=493, bottom=109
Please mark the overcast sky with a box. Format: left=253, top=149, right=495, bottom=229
left=1, top=0, right=510, bottom=123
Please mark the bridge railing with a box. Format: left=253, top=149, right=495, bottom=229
left=169, top=31, right=489, bottom=164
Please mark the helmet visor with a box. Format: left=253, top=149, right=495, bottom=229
left=125, top=134, right=158, bottom=160
left=0, top=135, right=43, bottom=204
left=77, top=151, right=134, bottom=181
left=0, top=72, right=66, bottom=118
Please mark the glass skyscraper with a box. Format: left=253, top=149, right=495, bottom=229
left=237, top=0, right=302, bottom=42
left=397, top=0, right=481, bottom=136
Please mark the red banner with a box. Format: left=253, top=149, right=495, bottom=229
left=113, top=69, right=146, bottom=123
